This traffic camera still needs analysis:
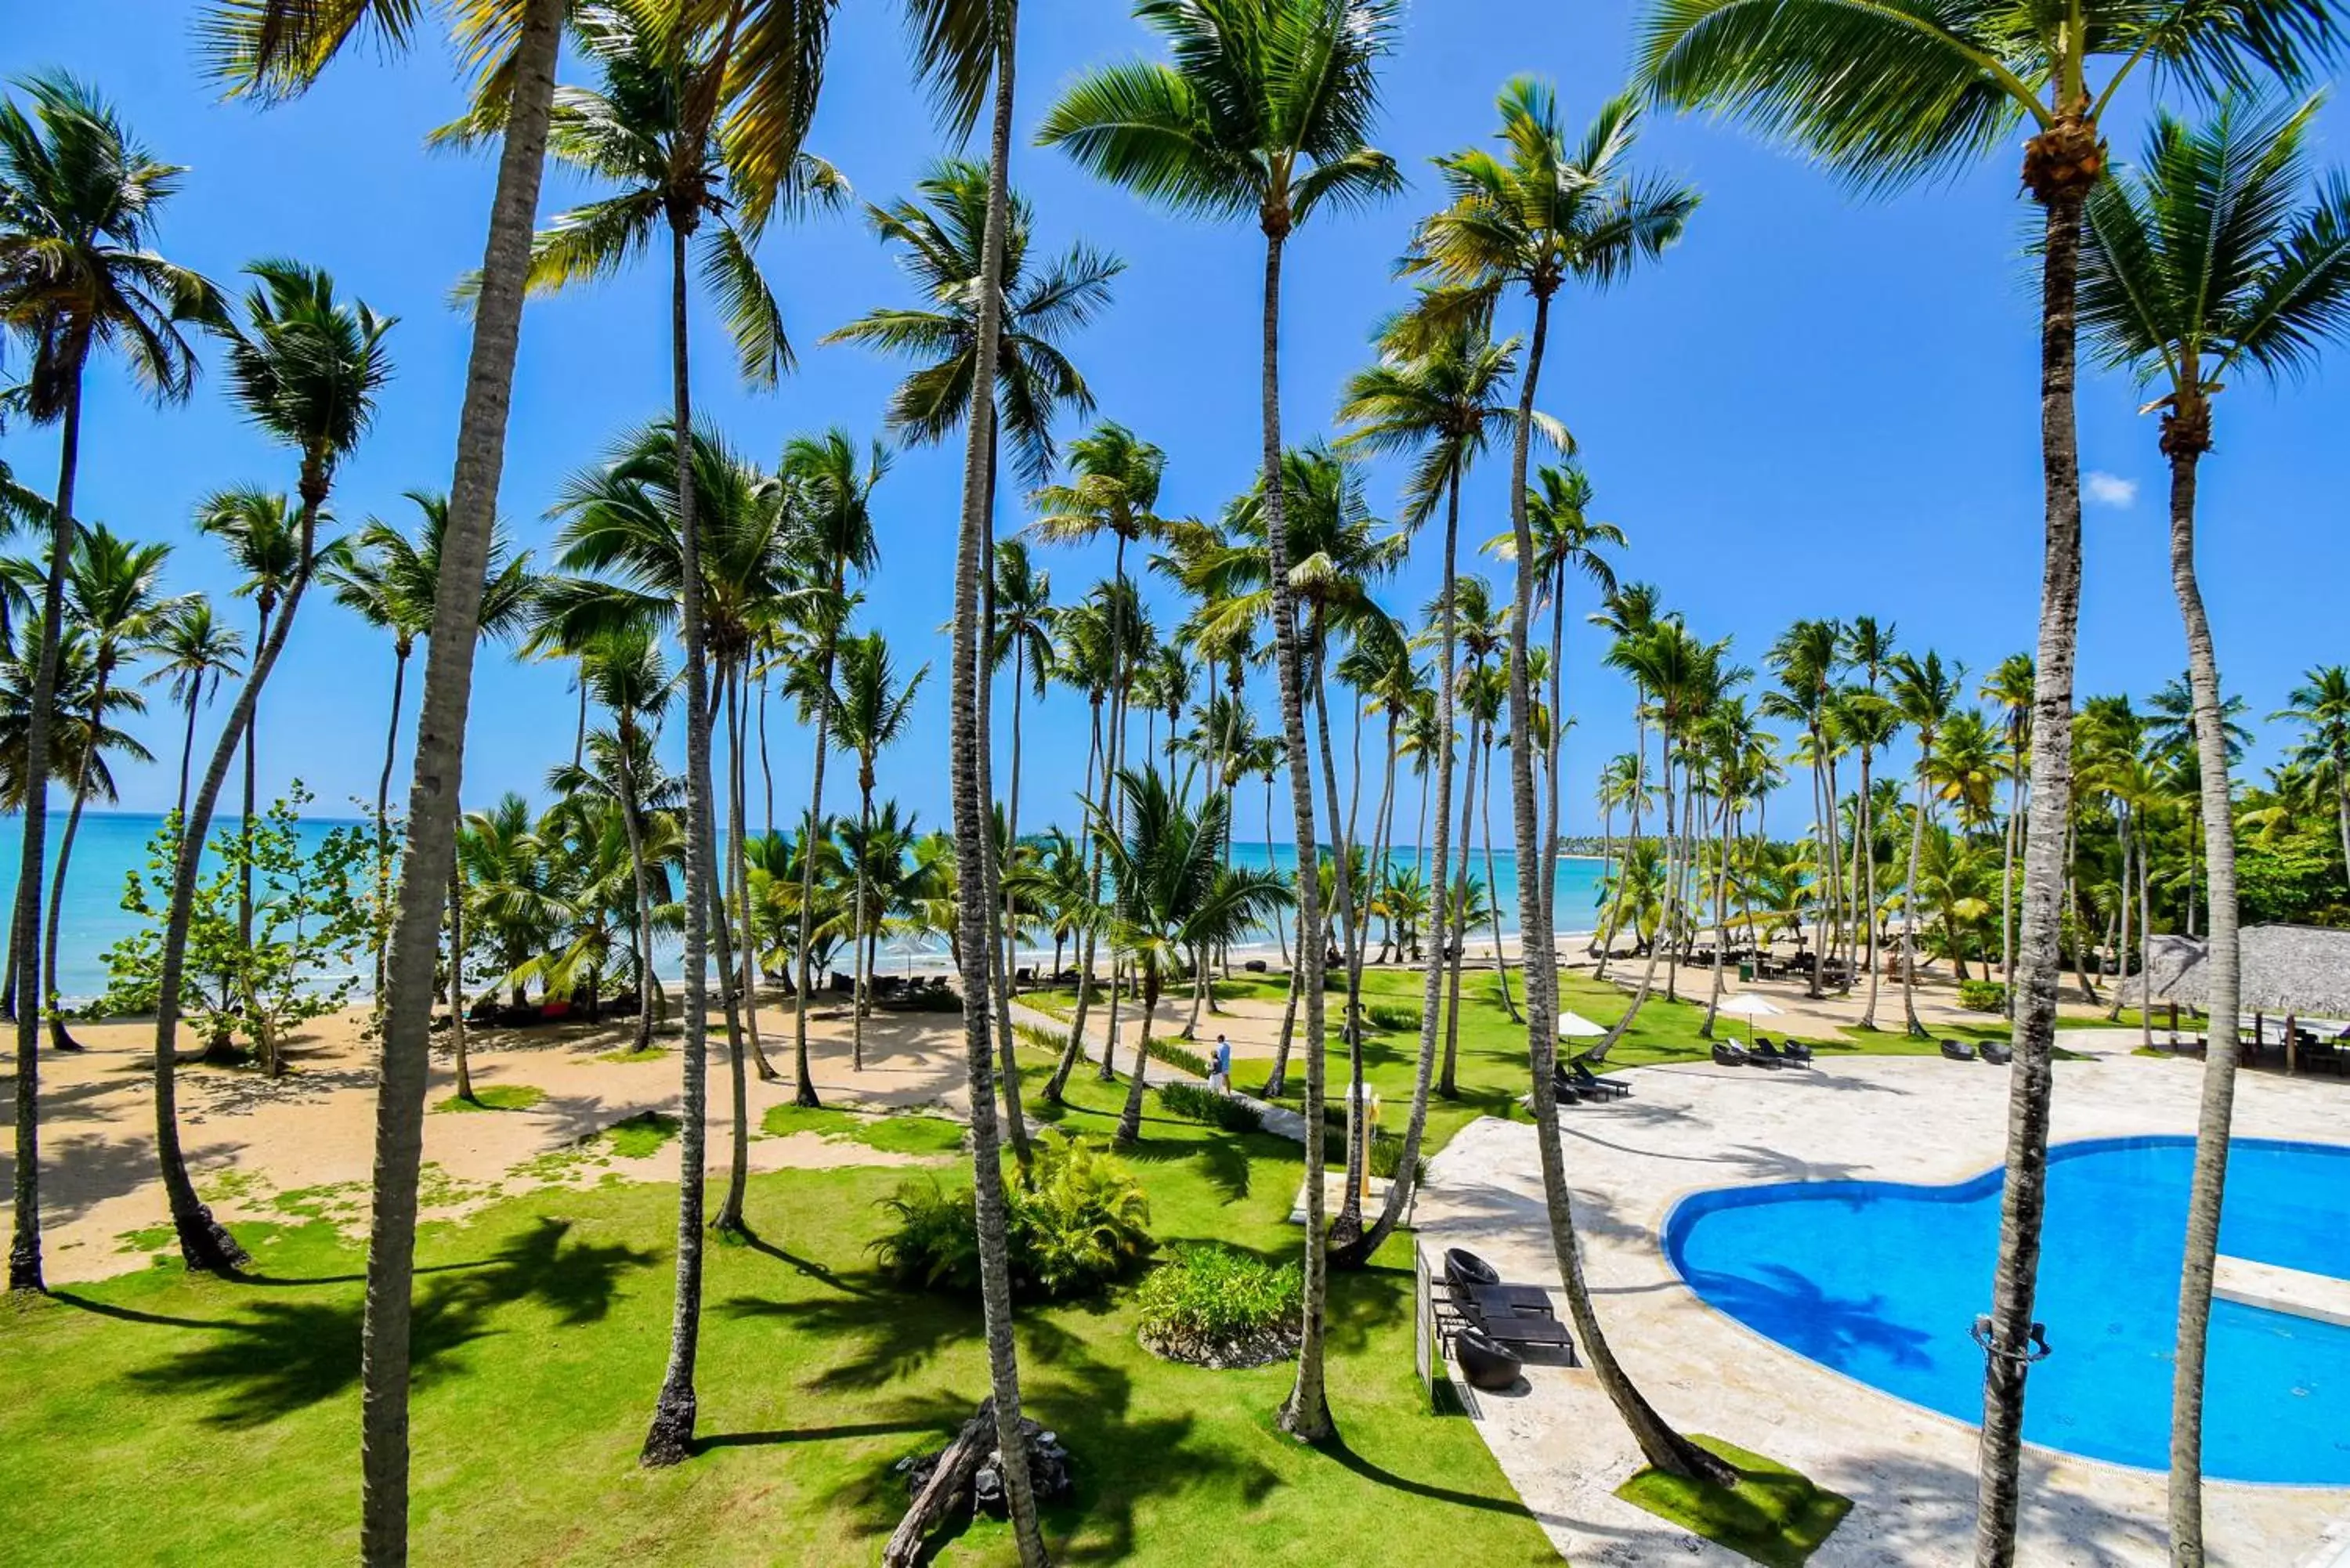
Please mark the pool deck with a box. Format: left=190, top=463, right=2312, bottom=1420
left=1415, top=1033, right=2350, bottom=1566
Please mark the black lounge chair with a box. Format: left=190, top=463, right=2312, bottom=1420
left=1712, top=1040, right=1757, bottom=1068
left=1980, top=1041, right=2014, bottom=1065
left=1562, top=1060, right=1629, bottom=1100
left=1452, top=1325, right=1523, bottom=1391
left=1777, top=1037, right=1814, bottom=1063
left=1444, top=1248, right=1502, bottom=1292
left=1244, top=958, right=1268, bottom=973
left=1941, top=1039, right=1979, bottom=1061
left=1752, top=1035, right=1804, bottom=1068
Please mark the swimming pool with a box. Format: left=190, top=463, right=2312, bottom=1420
left=1664, top=1136, right=2350, bottom=1484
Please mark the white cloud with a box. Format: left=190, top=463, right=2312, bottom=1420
left=2085, top=471, right=2138, bottom=508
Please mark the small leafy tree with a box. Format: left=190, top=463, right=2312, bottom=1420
left=101, top=786, right=372, bottom=1075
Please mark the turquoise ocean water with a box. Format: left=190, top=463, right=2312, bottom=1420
left=0, top=813, right=1609, bottom=1005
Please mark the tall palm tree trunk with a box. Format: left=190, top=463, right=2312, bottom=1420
left=945, top=21, right=1049, bottom=1556
left=642, top=205, right=722, bottom=1465
left=2001, top=749, right=2023, bottom=1005
left=6, top=350, right=79, bottom=1289
left=176, top=692, right=200, bottom=821
left=239, top=600, right=267, bottom=956
left=711, top=667, right=754, bottom=1237
left=368, top=643, right=411, bottom=1006
left=1859, top=748, right=1885, bottom=1028
left=354, top=9, right=561, bottom=1548
left=975, top=495, right=1030, bottom=1163
left=853, top=774, right=873, bottom=1069
left=616, top=720, right=658, bottom=1050
left=1440, top=710, right=1480, bottom=1095
left=1307, top=663, right=1368, bottom=1245
left=155, top=453, right=334, bottom=1257
left=728, top=664, right=775, bottom=1081
left=1509, top=292, right=1723, bottom=1483
left=1262, top=223, right=1334, bottom=1447
left=1478, top=739, right=1517, bottom=1023
left=448, top=854, right=475, bottom=1102
left=1112, top=963, right=1159, bottom=1147
left=1045, top=707, right=1105, bottom=1104
left=1975, top=145, right=2095, bottom=1568
left=790, top=662, right=835, bottom=1108
left=2163, top=414, right=2242, bottom=1568
left=42, top=682, right=104, bottom=1053
left=1542, top=571, right=1567, bottom=938
left=1339, top=467, right=1462, bottom=1270
left=1903, top=772, right=1931, bottom=1037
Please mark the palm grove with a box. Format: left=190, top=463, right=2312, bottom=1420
left=2, top=3, right=2348, bottom=1568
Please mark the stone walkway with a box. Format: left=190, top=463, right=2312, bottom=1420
left=1415, top=1035, right=2350, bottom=1566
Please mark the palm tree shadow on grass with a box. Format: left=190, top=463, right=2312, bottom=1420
left=1113, top=1129, right=1255, bottom=1205
left=120, top=1218, right=654, bottom=1427
left=720, top=1286, right=971, bottom=1394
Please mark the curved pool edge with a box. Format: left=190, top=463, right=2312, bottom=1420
left=1653, top=1133, right=2350, bottom=1490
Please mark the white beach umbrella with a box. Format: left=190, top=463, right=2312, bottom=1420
left=1557, top=1010, right=1608, bottom=1040
left=1715, top=992, right=1784, bottom=1044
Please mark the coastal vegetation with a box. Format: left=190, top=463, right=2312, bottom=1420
left=3, top=2, right=2348, bottom=1566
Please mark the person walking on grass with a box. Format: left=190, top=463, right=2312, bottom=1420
left=1210, top=1033, right=1233, bottom=1095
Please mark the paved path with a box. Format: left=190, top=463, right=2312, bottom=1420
left=1416, top=1036, right=2350, bottom=1566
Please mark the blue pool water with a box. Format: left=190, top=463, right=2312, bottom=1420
left=1665, top=1136, right=2350, bottom=1483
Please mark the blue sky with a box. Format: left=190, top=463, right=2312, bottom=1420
left=6, top=1, right=2347, bottom=844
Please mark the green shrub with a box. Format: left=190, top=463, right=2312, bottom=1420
left=1321, top=1126, right=1424, bottom=1183
left=1155, top=1081, right=1262, bottom=1133
left=1135, top=1244, right=1302, bottom=1362
left=1366, top=1002, right=1420, bottom=1033
left=1958, top=980, right=2007, bottom=1013
left=1148, top=1039, right=1212, bottom=1078
left=872, top=1136, right=1152, bottom=1299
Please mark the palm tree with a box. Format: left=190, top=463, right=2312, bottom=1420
left=1636, top=2, right=2347, bottom=1547
left=1333, top=311, right=1518, bottom=1266
left=1030, top=423, right=1167, bottom=1089
left=1497, top=461, right=1624, bottom=933
left=776, top=430, right=886, bottom=1107
left=328, top=490, right=537, bottom=1000
left=1404, top=81, right=1711, bottom=1480
left=39, top=525, right=178, bottom=1053
left=827, top=158, right=1112, bottom=1154
left=1890, top=651, right=1964, bottom=1038
left=1980, top=653, right=2036, bottom=999
left=2077, top=99, right=2350, bottom=1539
left=1043, top=0, right=1404, bottom=1443
left=829, top=631, right=928, bottom=1070
left=908, top=1, right=1055, bottom=1551
left=551, top=625, right=678, bottom=1054
left=1090, top=766, right=1290, bottom=1148
left=1762, top=620, right=1843, bottom=998
left=992, top=538, right=1054, bottom=995
left=0, top=71, right=219, bottom=1295
left=825, top=157, right=1115, bottom=490
left=142, top=599, right=244, bottom=822
left=201, top=2, right=586, bottom=1552
left=154, top=261, right=392, bottom=1271
left=545, top=421, right=794, bottom=1227
left=204, top=484, right=315, bottom=957
left=2275, top=667, right=2350, bottom=894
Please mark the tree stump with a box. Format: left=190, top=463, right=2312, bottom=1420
left=882, top=1400, right=996, bottom=1568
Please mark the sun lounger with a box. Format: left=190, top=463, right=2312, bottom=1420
left=1752, top=1035, right=1806, bottom=1068
left=1452, top=1325, right=1523, bottom=1390
left=1941, top=1039, right=1979, bottom=1061
left=1980, top=1041, right=2014, bottom=1065
left=1564, top=1060, right=1629, bottom=1100
left=1777, top=1038, right=1813, bottom=1063
left=1712, top=1040, right=1759, bottom=1068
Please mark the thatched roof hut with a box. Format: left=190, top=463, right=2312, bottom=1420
left=2124, top=924, right=2350, bottom=1017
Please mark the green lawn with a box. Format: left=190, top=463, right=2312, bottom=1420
left=1617, top=1436, right=1852, bottom=1568
left=0, top=1068, right=1552, bottom=1566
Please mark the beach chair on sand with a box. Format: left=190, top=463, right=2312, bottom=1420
left=1940, top=1039, right=1979, bottom=1062
left=1979, top=1041, right=2014, bottom=1065
left=1752, top=1036, right=1807, bottom=1068
left=1712, top=1040, right=1759, bottom=1068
